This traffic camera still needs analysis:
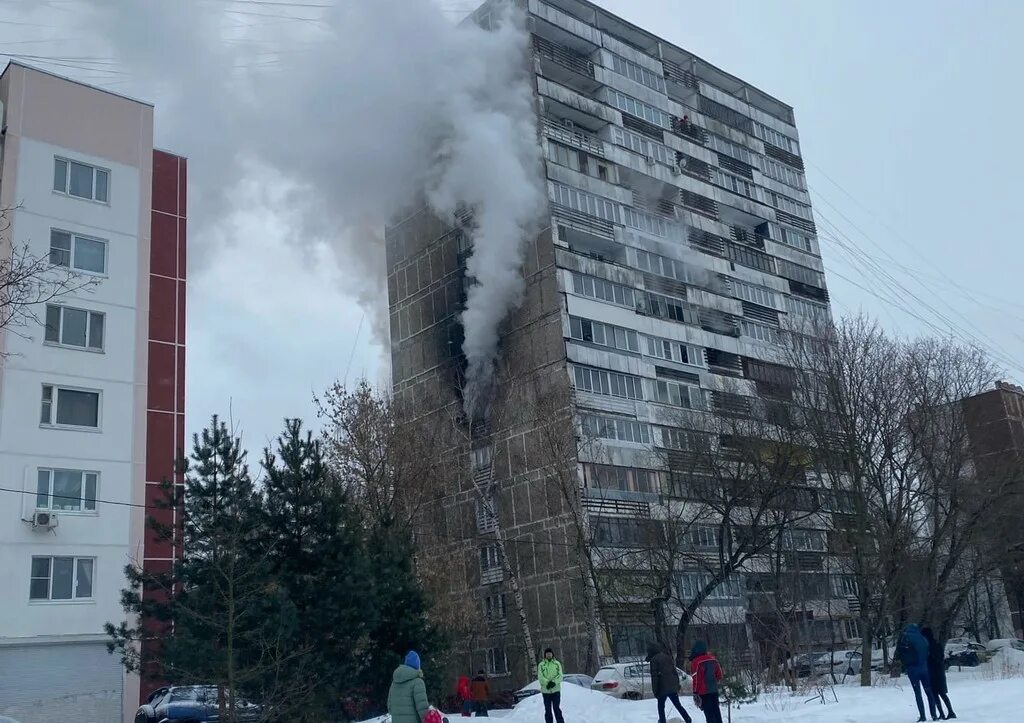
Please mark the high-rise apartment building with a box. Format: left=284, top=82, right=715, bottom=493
left=386, top=0, right=841, bottom=685
left=0, top=63, right=186, bottom=722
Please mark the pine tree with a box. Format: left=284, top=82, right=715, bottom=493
left=106, top=416, right=300, bottom=721
left=361, top=522, right=448, bottom=706
left=260, top=419, right=374, bottom=719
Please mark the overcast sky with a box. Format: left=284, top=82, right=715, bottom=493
left=3, top=0, right=1023, bottom=452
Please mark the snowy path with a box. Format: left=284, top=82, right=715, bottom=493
left=502, top=667, right=1022, bottom=723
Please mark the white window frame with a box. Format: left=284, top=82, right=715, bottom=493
left=609, top=52, right=666, bottom=93
left=644, top=336, right=704, bottom=367
left=610, top=126, right=673, bottom=165
left=550, top=182, right=619, bottom=223
left=49, top=229, right=108, bottom=275
left=785, top=295, right=829, bottom=322
left=40, top=384, right=102, bottom=430
left=44, top=304, right=105, bottom=352
left=569, top=316, right=640, bottom=353
left=731, top=279, right=781, bottom=309
left=605, top=89, right=671, bottom=128
left=53, top=156, right=110, bottom=203
left=486, top=648, right=509, bottom=676
left=581, top=414, right=652, bottom=445
left=29, top=556, right=95, bottom=601
left=572, top=272, right=635, bottom=309
left=777, top=226, right=814, bottom=253
left=622, top=206, right=669, bottom=237
left=35, top=468, right=99, bottom=513
left=741, top=319, right=781, bottom=344
left=649, top=379, right=698, bottom=409
left=476, top=497, right=497, bottom=533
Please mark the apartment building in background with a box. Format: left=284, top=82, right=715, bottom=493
left=0, top=63, right=186, bottom=722
left=386, top=0, right=843, bottom=686
left=962, top=381, right=1024, bottom=638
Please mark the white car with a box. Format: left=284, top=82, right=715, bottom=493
left=985, top=638, right=1024, bottom=654
left=816, top=649, right=885, bottom=676
left=592, top=662, right=692, bottom=700
left=514, top=674, right=594, bottom=703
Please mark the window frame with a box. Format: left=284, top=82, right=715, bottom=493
left=35, top=468, right=99, bottom=513
left=53, top=156, right=110, bottom=204
left=44, top=304, right=105, bottom=352
left=49, top=229, right=109, bottom=276
left=29, top=555, right=95, bottom=602
left=39, top=383, right=102, bottom=430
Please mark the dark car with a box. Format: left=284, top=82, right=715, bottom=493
left=135, top=685, right=258, bottom=723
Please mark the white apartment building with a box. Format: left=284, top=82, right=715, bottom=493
left=0, top=63, right=186, bottom=723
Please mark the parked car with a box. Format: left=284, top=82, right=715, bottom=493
left=514, top=674, right=594, bottom=703
left=591, top=662, right=692, bottom=700
left=985, top=638, right=1024, bottom=654
left=815, top=649, right=885, bottom=677
left=786, top=651, right=828, bottom=678
left=944, top=641, right=987, bottom=668
left=135, top=685, right=259, bottom=723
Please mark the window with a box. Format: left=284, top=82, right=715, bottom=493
left=731, top=279, right=780, bottom=309
left=765, top=190, right=812, bottom=220
left=610, top=126, right=673, bottom=165
left=583, top=464, right=658, bottom=494
left=688, top=525, right=720, bottom=549
left=605, top=89, right=672, bottom=128
left=623, top=206, right=669, bottom=236
left=776, top=258, right=826, bottom=288
left=741, top=319, right=781, bottom=344
left=646, top=292, right=699, bottom=325
left=40, top=385, right=100, bottom=428
left=573, top=365, right=643, bottom=400
left=679, top=572, right=742, bottom=600
left=44, top=305, right=104, bottom=351
left=754, top=123, right=799, bottom=155
left=581, top=414, right=651, bottom=444
left=29, top=556, right=94, bottom=600
left=49, top=230, right=107, bottom=274
left=660, top=427, right=710, bottom=452
left=569, top=316, right=639, bottom=353
left=650, top=379, right=698, bottom=409
left=550, top=182, right=619, bottom=223
left=476, top=497, right=497, bottom=533
left=842, top=619, right=861, bottom=640
left=783, top=529, right=827, bottom=551
left=785, top=295, right=829, bottom=322
left=572, top=273, right=635, bottom=308
left=471, top=446, right=494, bottom=470
left=593, top=517, right=662, bottom=548
left=36, top=469, right=98, bottom=512
left=53, top=157, right=109, bottom=202
left=635, top=249, right=691, bottom=283
left=777, top=226, right=814, bottom=253
left=644, top=336, right=703, bottom=367
left=706, top=134, right=753, bottom=165
left=833, top=575, right=859, bottom=598
left=486, top=648, right=508, bottom=676
left=480, top=545, right=502, bottom=584
left=483, top=593, right=507, bottom=622
left=711, top=168, right=756, bottom=199
left=609, top=52, right=666, bottom=92
left=760, top=156, right=806, bottom=190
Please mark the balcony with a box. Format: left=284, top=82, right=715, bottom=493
left=533, top=34, right=595, bottom=79
left=542, top=117, right=605, bottom=156
left=671, top=115, right=708, bottom=145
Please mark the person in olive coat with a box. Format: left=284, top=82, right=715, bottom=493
left=388, top=651, right=431, bottom=723
left=647, top=642, right=692, bottom=723
left=921, top=627, right=956, bottom=720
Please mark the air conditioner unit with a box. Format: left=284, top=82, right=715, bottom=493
left=30, top=511, right=58, bottom=530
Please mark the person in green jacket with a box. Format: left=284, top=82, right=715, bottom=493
left=538, top=648, right=565, bottom=723
left=388, top=651, right=431, bottom=723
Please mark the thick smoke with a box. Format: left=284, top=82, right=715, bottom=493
left=84, top=0, right=546, bottom=411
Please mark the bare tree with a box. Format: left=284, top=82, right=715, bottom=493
left=1, top=207, right=96, bottom=347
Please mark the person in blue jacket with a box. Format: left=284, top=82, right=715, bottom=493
left=896, top=624, right=939, bottom=721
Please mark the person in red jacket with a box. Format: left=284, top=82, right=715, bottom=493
left=689, top=641, right=723, bottom=723
left=457, top=676, right=472, bottom=717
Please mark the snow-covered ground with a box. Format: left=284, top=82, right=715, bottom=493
left=438, top=648, right=1024, bottom=723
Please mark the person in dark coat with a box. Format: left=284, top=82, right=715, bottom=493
left=647, top=642, right=692, bottom=723
left=688, top=641, right=723, bottom=723
left=921, top=628, right=956, bottom=720
left=469, top=670, right=490, bottom=717
left=896, top=624, right=939, bottom=721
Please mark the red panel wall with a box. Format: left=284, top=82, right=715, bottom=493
left=141, top=150, right=187, bottom=703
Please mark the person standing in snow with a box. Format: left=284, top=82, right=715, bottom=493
left=470, top=670, right=491, bottom=717
left=457, top=675, right=473, bottom=717
left=688, top=641, right=723, bottom=723
left=647, top=642, right=692, bottom=723
left=389, top=651, right=431, bottom=723
left=896, top=624, right=939, bottom=721
left=921, top=627, right=956, bottom=720
left=538, top=648, right=565, bottom=723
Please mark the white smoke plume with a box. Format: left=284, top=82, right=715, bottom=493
left=83, top=0, right=546, bottom=412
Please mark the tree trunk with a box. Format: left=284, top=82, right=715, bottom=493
left=859, top=620, right=873, bottom=687
left=494, top=522, right=537, bottom=671
left=674, top=605, right=694, bottom=668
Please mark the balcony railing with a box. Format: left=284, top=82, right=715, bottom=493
left=550, top=202, right=615, bottom=240
left=541, top=117, right=605, bottom=156
left=533, top=34, right=595, bottom=79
